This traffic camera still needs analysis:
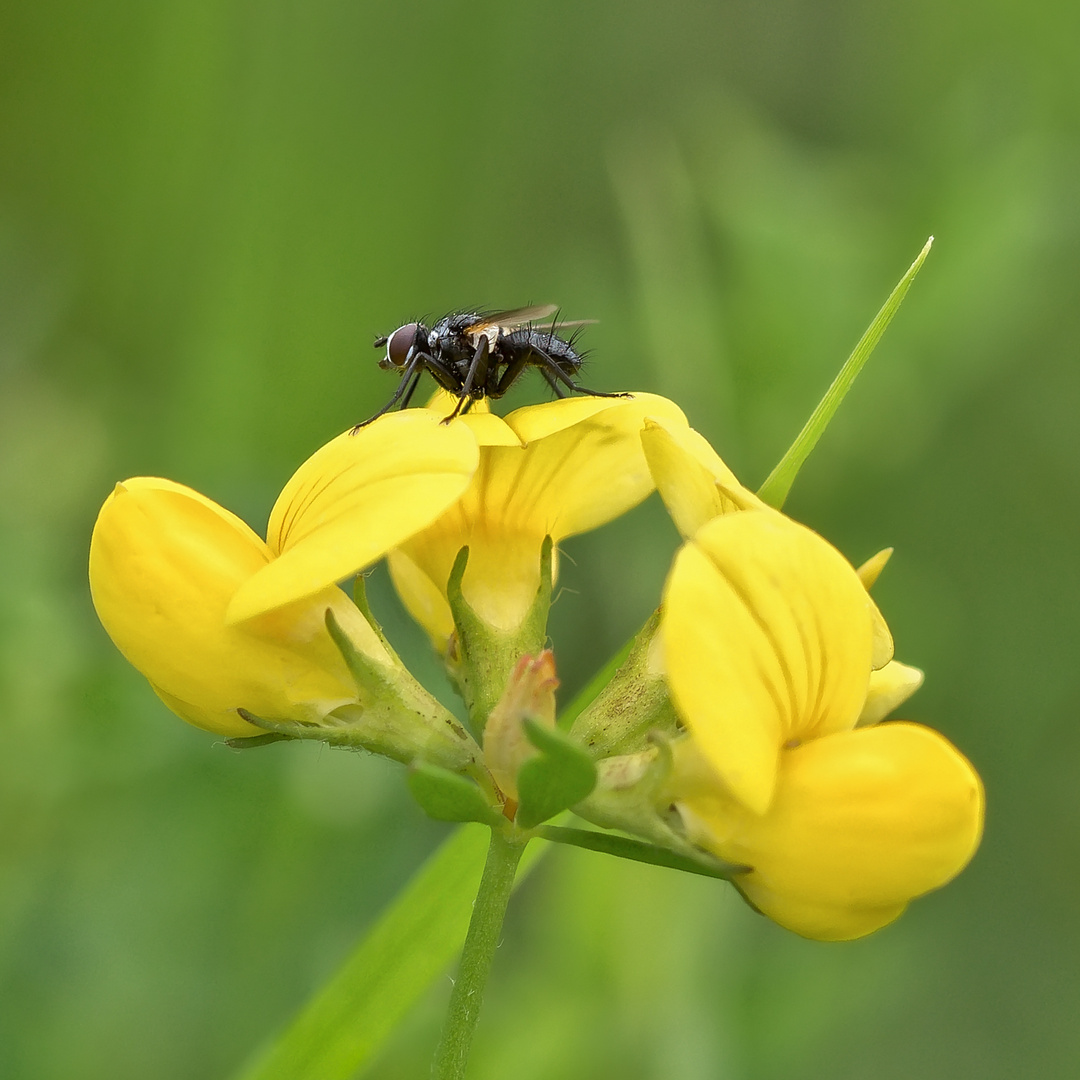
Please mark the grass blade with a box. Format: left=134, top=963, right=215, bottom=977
left=233, top=826, right=544, bottom=1080
left=757, top=237, right=933, bottom=508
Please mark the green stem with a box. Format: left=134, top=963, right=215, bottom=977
left=431, top=828, right=527, bottom=1079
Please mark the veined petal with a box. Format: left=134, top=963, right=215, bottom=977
left=858, top=660, right=924, bottom=726
left=89, top=478, right=377, bottom=737
left=679, top=723, right=984, bottom=940
left=391, top=528, right=561, bottom=644
left=227, top=412, right=478, bottom=623
left=500, top=394, right=688, bottom=538
left=641, top=418, right=764, bottom=537
left=418, top=391, right=522, bottom=447
left=663, top=512, right=874, bottom=813
left=504, top=393, right=679, bottom=444
left=391, top=394, right=683, bottom=636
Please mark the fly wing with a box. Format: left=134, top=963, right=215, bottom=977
left=541, top=318, right=597, bottom=330
left=466, top=304, right=559, bottom=333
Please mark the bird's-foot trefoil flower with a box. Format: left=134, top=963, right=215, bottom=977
left=662, top=510, right=982, bottom=940
left=570, top=422, right=983, bottom=940
left=89, top=412, right=483, bottom=771
left=387, top=391, right=688, bottom=731
left=570, top=415, right=762, bottom=758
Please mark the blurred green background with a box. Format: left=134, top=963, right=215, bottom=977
left=1, top=1, right=1077, bottom=1077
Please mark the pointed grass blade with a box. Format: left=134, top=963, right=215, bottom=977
left=757, top=237, right=933, bottom=509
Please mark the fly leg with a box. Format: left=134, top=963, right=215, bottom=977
left=492, top=354, right=531, bottom=398
left=353, top=350, right=459, bottom=431
left=539, top=367, right=568, bottom=399
left=526, top=345, right=631, bottom=399
left=397, top=366, right=425, bottom=409
left=443, top=337, right=491, bottom=422
left=353, top=351, right=426, bottom=431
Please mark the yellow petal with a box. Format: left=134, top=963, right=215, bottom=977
left=392, top=395, right=682, bottom=635
left=856, top=547, right=893, bottom=589
left=418, top=390, right=520, bottom=445
left=89, top=478, right=374, bottom=737
left=499, top=393, right=688, bottom=539
left=640, top=418, right=765, bottom=537
left=227, top=411, right=478, bottom=623
left=456, top=412, right=522, bottom=447
left=853, top=549, right=895, bottom=667
left=858, top=660, right=925, bottom=726
left=393, top=527, right=560, bottom=640
left=680, top=723, right=984, bottom=940
left=386, top=547, right=456, bottom=652
left=870, top=596, right=895, bottom=669
left=663, top=512, right=874, bottom=813
left=423, top=388, right=492, bottom=417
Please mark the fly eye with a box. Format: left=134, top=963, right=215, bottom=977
left=386, top=323, right=419, bottom=367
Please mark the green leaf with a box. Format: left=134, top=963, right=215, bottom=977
left=539, top=824, right=747, bottom=880
left=515, top=720, right=597, bottom=830
left=757, top=236, right=933, bottom=509
left=232, top=826, right=546, bottom=1080
left=408, top=763, right=503, bottom=826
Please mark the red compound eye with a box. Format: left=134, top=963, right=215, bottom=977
left=386, top=323, right=419, bottom=367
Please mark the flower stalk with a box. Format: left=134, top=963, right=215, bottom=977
left=430, top=828, right=527, bottom=1080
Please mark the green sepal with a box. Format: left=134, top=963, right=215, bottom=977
left=222, top=732, right=296, bottom=749
left=236, top=709, right=383, bottom=755
left=571, top=734, right=738, bottom=870
left=538, top=824, right=748, bottom=880
left=568, top=609, right=679, bottom=757
left=446, top=537, right=554, bottom=737
left=325, top=608, right=398, bottom=696
left=757, top=236, right=933, bottom=509
left=319, top=609, right=481, bottom=772
left=352, top=572, right=404, bottom=665
left=514, top=718, right=598, bottom=830
left=408, top=763, right=504, bottom=827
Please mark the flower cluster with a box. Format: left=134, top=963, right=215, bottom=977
left=90, top=391, right=982, bottom=941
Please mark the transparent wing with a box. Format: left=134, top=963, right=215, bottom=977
left=539, top=318, right=598, bottom=330
left=466, top=304, right=559, bottom=332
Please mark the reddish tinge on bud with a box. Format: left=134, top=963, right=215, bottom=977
left=483, top=650, right=559, bottom=800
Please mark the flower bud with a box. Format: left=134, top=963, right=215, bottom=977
left=483, top=650, right=559, bottom=799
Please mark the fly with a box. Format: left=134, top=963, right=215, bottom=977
left=354, top=305, right=627, bottom=429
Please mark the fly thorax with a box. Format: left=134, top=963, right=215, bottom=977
left=468, top=326, right=500, bottom=351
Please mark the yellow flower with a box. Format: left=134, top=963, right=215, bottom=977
left=90, top=412, right=479, bottom=740
left=387, top=393, right=689, bottom=649
left=90, top=478, right=374, bottom=737
left=662, top=510, right=984, bottom=940
left=640, top=416, right=767, bottom=536
left=228, top=410, right=479, bottom=622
